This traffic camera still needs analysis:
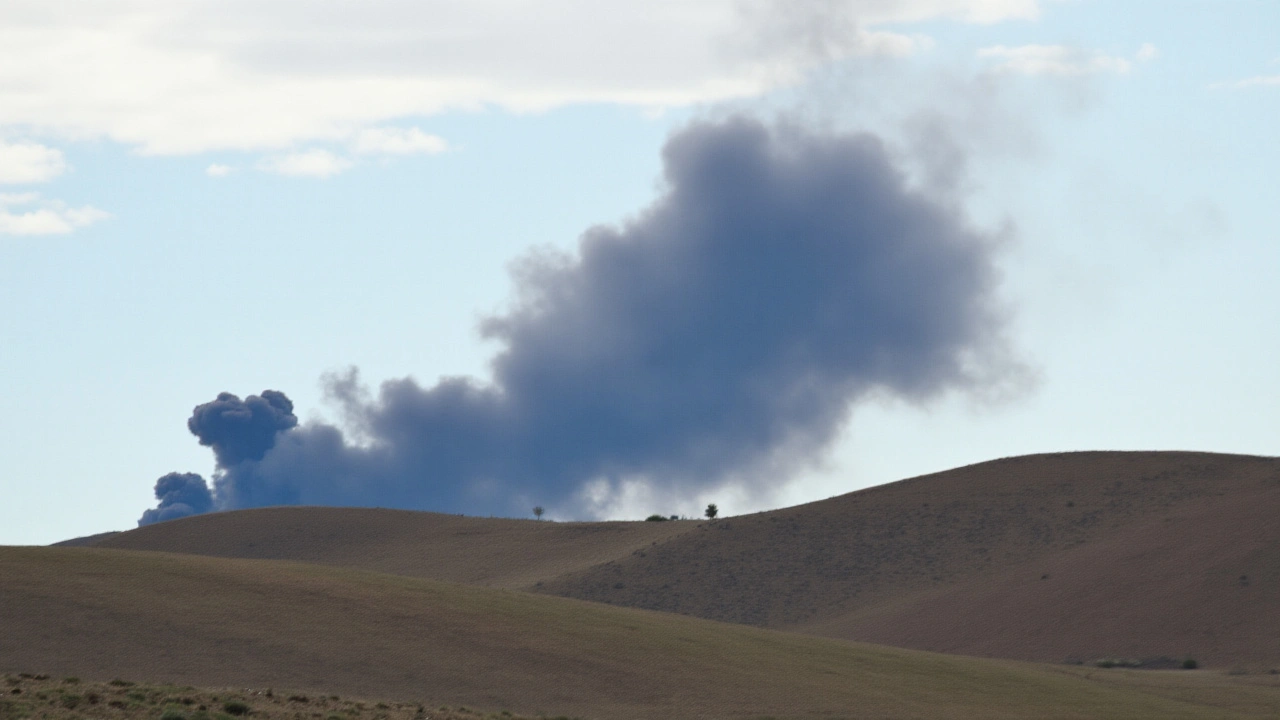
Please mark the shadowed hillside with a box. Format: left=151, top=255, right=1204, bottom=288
left=540, top=452, right=1280, bottom=667
left=90, top=451, right=1280, bottom=667
left=3, top=546, right=1278, bottom=720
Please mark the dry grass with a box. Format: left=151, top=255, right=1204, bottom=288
left=81, top=451, right=1280, bottom=667
left=3, top=546, right=1272, bottom=719
left=539, top=451, right=1280, bottom=666
left=96, top=508, right=693, bottom=590
left=0, top=674, right=544, bottom=720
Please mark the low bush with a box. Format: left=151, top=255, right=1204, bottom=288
left=223, top=700, right=251, bottom=716
left=1094, top=658, right=1141, bottom=669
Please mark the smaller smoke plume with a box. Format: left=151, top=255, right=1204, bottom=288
left=138, top=472, right=214, bottom=525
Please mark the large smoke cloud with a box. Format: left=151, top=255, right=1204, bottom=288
left=139, top=115, right=1019, bottom=525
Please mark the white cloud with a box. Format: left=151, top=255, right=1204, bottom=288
left=1136, top=43, right=1159, bottom=62
left=0, top=1, right=1040, bottom=155
left=205, top=163, right=232, bottom=177
left=258, top=149, right=352, bottom=178
left=353, top=127, right=448, bottom=156
left=977, top=44, right=1150, bottom=76
left=0, top=193, right=109, bottom=235
left=0, top=140, right=67, bottom=184
left=0, top=191, right=40, bottom=205
left=1230, top=75, right=1280, bottom=89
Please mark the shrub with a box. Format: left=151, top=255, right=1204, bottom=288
left=705, top=503, right=718, bottom=519
left=645, top=514, right=668, bottom=522
left=1094, top=658, right=1140, bottom=669
left=223, top=700, right=251, bottom=716
left=1182, top=658, right=1198, bottom=669
left=162, top=708, right=188, bottom=720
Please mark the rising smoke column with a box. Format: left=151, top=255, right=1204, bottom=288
left=139, top=115, right=1020, bottom=525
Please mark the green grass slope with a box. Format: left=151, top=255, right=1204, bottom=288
left=2, top=546, right=1270, bottom=720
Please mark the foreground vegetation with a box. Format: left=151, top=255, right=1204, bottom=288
left=0, top=675, right=560, bottom=720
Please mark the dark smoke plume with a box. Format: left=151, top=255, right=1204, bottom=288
left=138, top=472, right=214, bottom=525
left=187, top=390, right=298, bottom=466
left=139, top=115, right=1019, bottom=524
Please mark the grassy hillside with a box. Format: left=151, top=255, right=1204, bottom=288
left=3, top=546, right=1274, bottom=720
left=88, top=451, right=1280, bottom=667
left=539, top=452, right=1280, bottom=666
left=96, top=507, right=694, bottom=589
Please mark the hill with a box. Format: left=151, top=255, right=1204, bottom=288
left=91, top=451, right=1280, bottom=667
left=538, top=451, right=1280, bottom=667
left=96, top=507, right=694, bottom=589
left=3, top=546, right=1278, bottom=720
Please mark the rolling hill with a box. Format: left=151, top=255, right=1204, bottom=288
left=95, top=506, right=694, bottom=589
left=91, top=451, right=1280, bottom=667
left=3, top=546, right=1278, bottom=720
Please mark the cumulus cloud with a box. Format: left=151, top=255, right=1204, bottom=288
left=258, top=149, right=352, bottom=178
left=205, top=163, right=232, bottom=177
left=139, top=116, right=1024, bottom=522
left=0, top=192, right=109, bottom=235
left=977, top=44, right=1154, bottom=76
left=0, top=140, right=67, bottom=184
left=353, top=127, right=448, bottom=155
left=0, top=1, right=1040, bottom=154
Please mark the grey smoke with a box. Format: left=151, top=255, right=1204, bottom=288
left=187, top=390, right=298, bottom=467
left=139, top=115, right=1018, bottom=525
left=139, top=472, right=214, bottom=525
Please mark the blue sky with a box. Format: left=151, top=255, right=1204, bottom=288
left=2, top=1, right=1277, bottom=544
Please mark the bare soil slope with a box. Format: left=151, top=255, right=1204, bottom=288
left=98, top=508, right=694, bottom=589
left=2, top=546, right=1275, bottom=720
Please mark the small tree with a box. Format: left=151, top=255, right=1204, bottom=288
left=704, top=503, right=718, bottom=520
left=533, top=506, right=544, bottom=520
